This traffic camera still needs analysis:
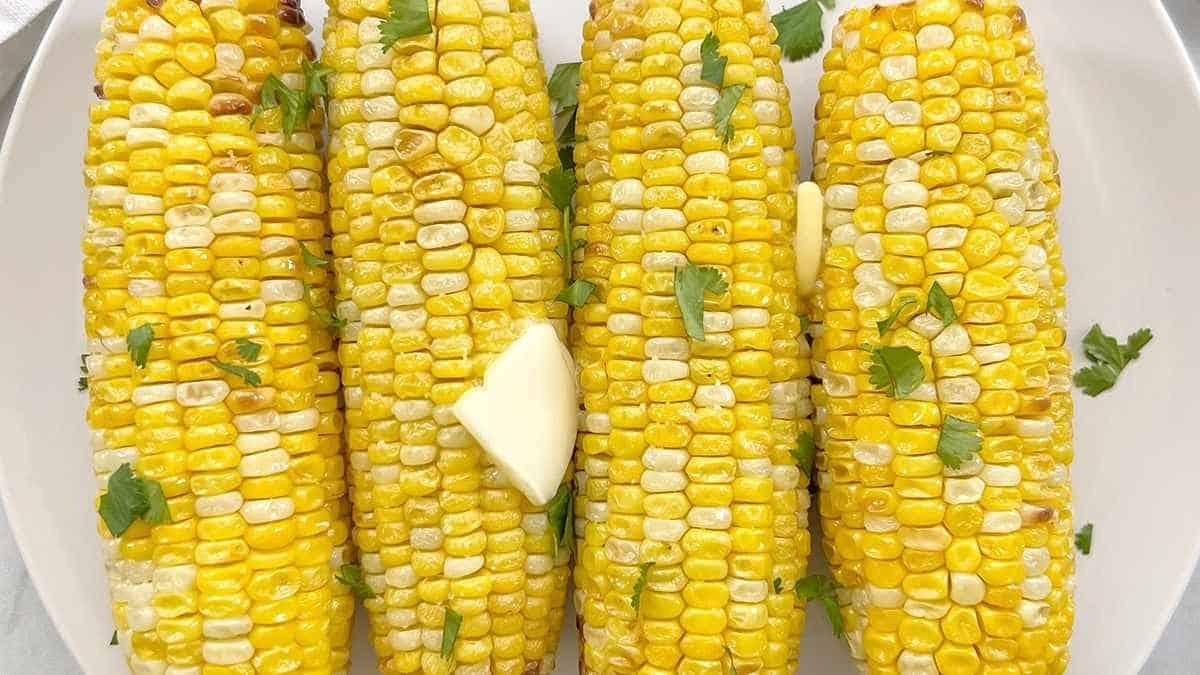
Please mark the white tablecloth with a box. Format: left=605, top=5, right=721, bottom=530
left=1, top=2, right=1199, bottom=673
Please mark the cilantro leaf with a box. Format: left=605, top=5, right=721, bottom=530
left=700, top=32, right=727, bottom=86
left=300, top=242, right=329, bottom=268
left=379, top=0, right=433, bottom=52
left=725, top=645, right=737, bottom=675
left=302, top=59, right=334, bottom=102
left=546, top=483, right=575, bottom=553
left=557, top=280, right=596, bottom=308
left=210, top=360, right=262, bottom=387
left=794, top=574, right=844, bottom=637
left=876, top=297, right=917, bottom=336
left=110, top=630, right=118, bottom=646
left=631, top=561, right=655, bottom=612
left=441, top=608, right=463, bottom=660
left=1073, top=365, right=1117, bottom=397
left=772, top=0, right=832, bottom=63
left=1073, top=324, right=1153, bottom=397
left=713, top=83, right=745, bottom=145
left=936, top=416, right=981, bottom=470
left=235, top=338, right=262, bottom=362
left=97, top=463, right=170, bottom=537
left=555, top=105, right=579, bottom=170
left=867, top=345, right=925, bottom=398
left=335, top=564, right=377, bottom=599
left=674, top=263, right=729, bottom=341
left=305, top=284, right=347, bottom=334
left=1075, top=523, right=1094, bottom=555
left=542, top=166, right=576, bottom=215
left=127, top=324, right=155, bottom=369
left=258, top=74, right=308, bottom=137
left=773, top=577, right=783, bottom=594
left=791, top=431, right=816, bottom=477
left=78, top=354, right=89, bottom=392
left=547, top=62, right=582, bottom=111
left=926, top=281, right=957, bottom=326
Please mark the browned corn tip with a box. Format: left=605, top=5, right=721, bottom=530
left=1021, top=505, right=1056, bottom=525
left=93, top=83, right=104, bottom=99
left=1013, top=7, right=1028, bottom=30
left=209, top=92, right=253, bottom=116
left=589, top=0, right=598, bottom=18
left=146, top=0, right=162, bottom=7
left=279, top=6, right=305, bottom=26
left=521, top=661, right=542, bottom=675
left=965, top=0, right=985, bottom=9
left=83, top=275, right=96, bottom=289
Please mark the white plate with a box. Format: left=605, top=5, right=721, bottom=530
left=1, top=0, right=1198, bottom=672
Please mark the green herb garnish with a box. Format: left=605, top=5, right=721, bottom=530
left=78, top=354, right=89, bottom=392
left=1075, top=523, right=1094, bottom=555
left=1073, top=325, right=1153, bottom=396
left=772, top=0, right=836, bottom=62
left=794, top=574, right=844, bottom=637
left=876, top=297, right=918, bottom=336
left=700, top=32, right=727, bottom=86
left=300, top=242, right=330, bottom=268
left=926, top=281, right=957, bottom=327
left=713, top=84, right=745, bottom=145
left=127, top=324, right=155, bottom=369
left=210, top=360, right=262, bottom=387
left=543, top=166, right=581, bottom=282
left=773, top=577, right=784, bottom=594
left=936, top=416, right=981, bottom=470
left=546, top=483, right=574, bottom=553
left=791, top=431, right=816, bottom=477
left=674, top=263, right=729, bottom=341
left=631, top=561, right=655, bottom=612
left=441, top=608, right=463, bottom=660
left=235, top=338, right=262, bottom=362
left=98, top=463, right=170, bottom=537
left=379, top=0, right=433, bottom=52
left=557, top=280, right=596, bottom=308
left=110, top=630, right=118, bottom=646
left=335, top=564, right=376, bottom=599
left=305, top=284, right=347, bottom=334
left=867, top=345, right=925, bottom=398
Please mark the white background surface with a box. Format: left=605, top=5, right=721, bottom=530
left=1, top=1, right=1199, bottom=673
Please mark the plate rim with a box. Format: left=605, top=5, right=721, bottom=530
left=1, top=0, right=1199, bottom=672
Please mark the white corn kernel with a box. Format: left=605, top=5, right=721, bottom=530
left=853, top=281, right=897, bottom=309
left=981, top=510, right=1022, bottom=533
left=980, top=464, right=1021, bottom=487
left=703, top=312, right=732, bottom=332
left=693, top=384, right=735, bottom=408
left=241, top=497, right=294, bottom=524
left=400, top=445, right=436, bottom=466
left=1019, top=600, right=1050, bottom=628
left=278, top=409, right=318, bottom=433
left=1017, top=418, right=1054, bottom=438
left=645, top=337, right=689, bottom=360
left=904, top=600, right=950, bottom=620
left=502, top=160, right=540, bottom=186
left=683, top=150, right=730, bottom=175
left=773, top=465, right=801, bottom=491
left=1023, top=576, right=1052, bottom=601
left=413, top=199, right=467, bottom=225
left=235, top=431, right=278, bottom=455
left=210, top=212, right=260, bottom=234
left=926, top=226, right=967, bottom=249
left=931, top=324, right=970, bottom=356
left=916, top=25, right=954, bottom=51
left=203, top=616, right=251, bottom=640
left=202, top=640, right=253, bottom=666
left=451, top=106, right=496, bottom=135
left=898, top=651, right=938, bottom=675
left=132, top=383, right=176, bottom=406
left=643, top=360, right=688, bottom=383
left=885, top=206, right=930, bottom=233
left=239, top=449, right=289, bottom=478
left=866, top=584, right=905, bottom=608
left=984, top=171, right=1025, bottom=196
left=642, top=251, right=687, bottom=271
left=607, top=313, right=642, bottom=335
left=949, top=573, right=985, bottom=605
left=883, top=182, right=929, bottom=209
left=728, top=579, right=768, bottom=603
left=943, top=477, right=985, bottom=504
left=611, top=180, right=646, bottom=208
left=825, top=185, right=859, bottom=209
left=643, top=208, right=686, bottom=232
left=125, top=127, right=169, bottom=148
left=679, top=86, right=720, bottom=112
left=1024, top=548, right=1051, bottom=576
left=853, top=442, right=893, bottom=466
left=880, top=55, right=917, bottom=81
left=884, top=101, right=922, bottom=126
left=687, top=506, right=731, bottom=529
left=233, top=410, right=278, bottom=433
left=195, top=492, right=243, bottom=518
left=641, top=471, right=686, bottom=493
left=176, top=380, right=229, bottom=407
left=611, top=209, right=644, bottom=233
left=644, top=518, right=687, bottom=542
left=125, top=195, right=163, bottom=216
left=937, top=377, right=981, bottom=403
left=416, top=223, right=468, bottom=249
left=899, top=526, right=951, bottom=551
left=512, top=139, right=544, bottom=165
left=854, top=93, right=889, bottom=118
left=854, top=233, right=883, bottom=261
left=390, top=307, right=428, bottom=332
left=822, top=372, right=858, bottom=397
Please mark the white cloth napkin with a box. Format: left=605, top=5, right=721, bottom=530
left=0, top=1, right=57, bottom=102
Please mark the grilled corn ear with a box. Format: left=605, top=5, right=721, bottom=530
left=83, top=0, right=353, bottom=672
left=568, top=0, right=816, bottom=672
left=321, top=0, right=571, bottom=671
left=809, top=1, right=1074, bottom=672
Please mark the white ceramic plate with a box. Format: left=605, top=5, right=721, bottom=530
left=2, top=0, right=1198, bottom=672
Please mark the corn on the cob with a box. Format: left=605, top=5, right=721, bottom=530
left=569, top=0, right=815, bottom=672
left=809, top=1, right=1074, bottom=673
left=321, top=0, right=571, bottom=672
left=83, top=1, right=352, bottom=671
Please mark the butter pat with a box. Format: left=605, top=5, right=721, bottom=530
left=454, top=323, right=578, bottom=506
left=795, top=181, right=824, bottom=296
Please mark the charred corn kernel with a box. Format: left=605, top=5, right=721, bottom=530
left=84, top=2, right=348, bottom=672
left=322, top=0, right=569, bottom=672
left=812, top=2, right=1073, bottom=672
left=571, top=1, right=813, bottom=673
